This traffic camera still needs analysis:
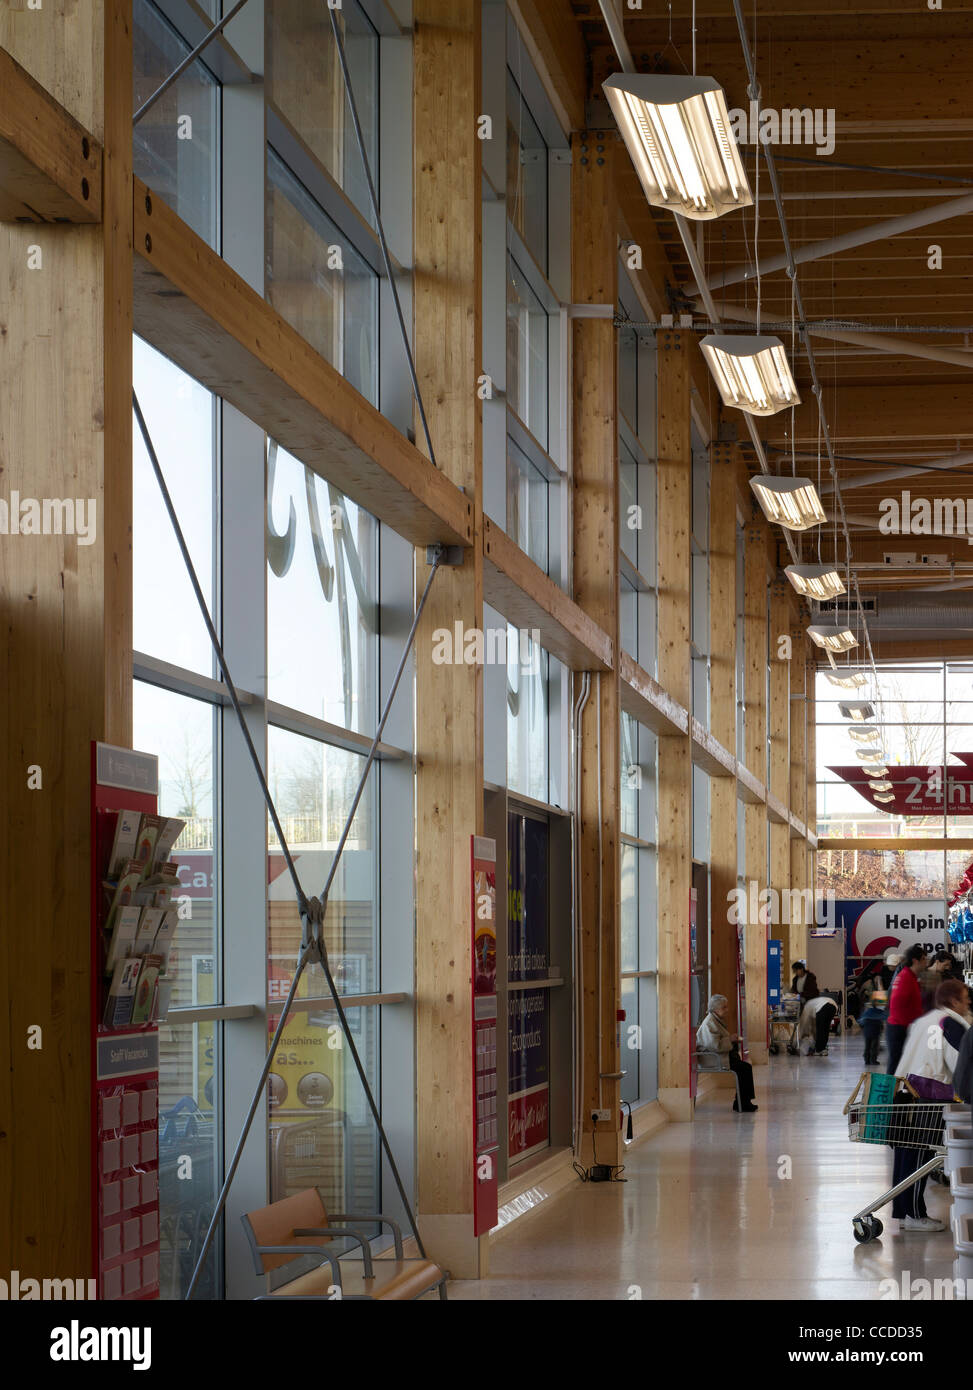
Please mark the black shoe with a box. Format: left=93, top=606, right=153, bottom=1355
left=742, top=1104, right=758, bottom=1112
left=732, top=1099, right=740, bottom=1111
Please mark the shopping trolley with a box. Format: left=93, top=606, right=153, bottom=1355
left=769, top=992, right=801, bottom=1056
left=843, top=1072, right=947, bottom=1243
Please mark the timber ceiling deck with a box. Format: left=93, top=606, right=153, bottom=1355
left=572, top=0, right=973, bottom=649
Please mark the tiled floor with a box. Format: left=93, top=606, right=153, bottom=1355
left=450, top=1035, right=965, bottom=1300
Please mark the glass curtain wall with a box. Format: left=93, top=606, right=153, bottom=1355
left=617, top=270, right=657, bottom=676
left=131, top=0, right=415, bottom=1299
left=482, top=4, right=570, bottom=587
left=620, top=712, right=659, bottom=1105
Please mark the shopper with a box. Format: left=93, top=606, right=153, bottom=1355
left=858, top=988, right=887, bottom=1066
left=880, top=950, right=902, bottom=991
left=885, top=945, right=926, bottom=1075
left=791, top=960, right=808, bottom=995
left=696, top=994, right=758, bottom=1113
left=936, top=949, right=966, bottom=983
left=918, top=950, right=952, bottom=1009
left=890, top=979, right=972, bottom=1232
left=799, top=973, right=838, bottom=1056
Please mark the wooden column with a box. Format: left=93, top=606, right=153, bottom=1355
left=656, top=327, right=693, bottom=1118
left=571, top=130, right=621, bottom=1162
left=413, top=0, right=485, bottom=1278
left=769, top=579, right=791, bottom=970
left=0, top=1, right=132, bottom=1280
left=743, top=524, right=769, bottom=1062
left=807, top=652, right=817, bottom=922
left=709, top=443, right=739, bottom=1028
left=789, top=623, right=810, bottom=969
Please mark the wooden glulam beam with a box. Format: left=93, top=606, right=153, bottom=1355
left=690, top=718, right=736, bottom=778
left=132, top=178, right=471, bottom=549
left=619, top=651, right=689, bottom=738
left=482, top=517, right=612, bottom=672
left=0, top=46, right=101, bottom=223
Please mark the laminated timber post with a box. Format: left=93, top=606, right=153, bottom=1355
left=656, top=325, right=694, bottom=1119
left=769, top=579, right=791, bottom=978
left=743, top=521, right=770, bottom=1063
left=806, top=650, right=818, bottom=914
left=570, top=129, right=621, bottom=1163
left=789, top=620, right=811, bottom=971
left=413, top=0, right=485, bottom=1278
left=0, top=1, right=132, bottom=1280
left=708, top=442, right=739, bottom=1029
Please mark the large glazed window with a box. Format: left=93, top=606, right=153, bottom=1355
left=133, top=0, right=220, bottom=248
left=266, top=0, right=379, bottom=231
left=266, top=151, right=379, bottom=406
left=266, top=443, right=379, bottom=736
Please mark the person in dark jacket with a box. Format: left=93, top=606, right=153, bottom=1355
left=858, top=989, right=887, bottom=1066
left=885, top=945, right=926, bottom=1075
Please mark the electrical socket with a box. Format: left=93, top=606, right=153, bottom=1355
left=592, top=1109, right=611, bottom=1123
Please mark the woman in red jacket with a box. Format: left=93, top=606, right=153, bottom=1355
left=885, top=944, right=925, bottom=1075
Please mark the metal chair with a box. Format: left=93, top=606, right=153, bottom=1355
left=695, top=1049, right=743, bottom=1108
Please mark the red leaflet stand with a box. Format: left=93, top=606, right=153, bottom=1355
left=471, top=836, right=499, bottom=1236
left=91, top=742, right=162, bottom=1301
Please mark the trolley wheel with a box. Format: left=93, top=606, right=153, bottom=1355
left=769, top=1043, right=779, bottom=1055
left=853, top=1215, right=882, bottom=1244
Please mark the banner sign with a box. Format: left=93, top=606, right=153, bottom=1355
left=829, top=753, right=973, bottom=815
left=837, top=898, right=950, bottom=970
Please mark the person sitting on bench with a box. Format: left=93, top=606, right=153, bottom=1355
left=696, top=994, right=758, bottom=1113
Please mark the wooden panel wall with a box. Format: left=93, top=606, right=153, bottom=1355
left=412, top=0, right=485, bottom=1278
left=709, top=443, right=738, bottom=1027
left=656, top=329, right=693, bottom=1117
left=0, top=0, right=131, bottom=1282
left=570, top=131, right=620, bottom=1162
left=743, top=524, right=769, bottom=1061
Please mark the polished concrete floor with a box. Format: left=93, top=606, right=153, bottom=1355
left=451, top=1034, right=964, bottom=1300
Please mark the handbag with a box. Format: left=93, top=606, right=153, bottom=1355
left=906, top=1073, right=954, bottom=1102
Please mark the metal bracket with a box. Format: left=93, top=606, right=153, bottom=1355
left=426, top=544, right=465, bottom=566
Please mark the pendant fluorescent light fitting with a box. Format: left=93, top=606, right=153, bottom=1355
left=700, top=335, right=801, bottom=416
left=602, top=74, right=752, bottom=221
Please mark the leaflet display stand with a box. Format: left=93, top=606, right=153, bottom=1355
left=90, top=742, right=162, bottom=1301
left=471, top=836, right=499, bottom=1236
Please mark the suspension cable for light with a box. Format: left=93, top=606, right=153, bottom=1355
left=602, top=74, right=752, bottom=220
